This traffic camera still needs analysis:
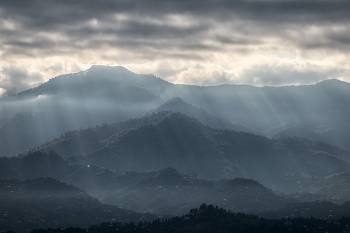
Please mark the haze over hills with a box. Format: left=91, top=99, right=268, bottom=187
left=0, top=152, right=286, bottom=216
left=0, top=177, right=156, bottom=233
left=1, top=150, right=350, bottom=220
left=1, top=66, right=350, bottom=157
left=2, top=66, right=350, bottom=232
left=5, top=110, right=350, bottom=196
left=145, top=97, right=257, bottom=133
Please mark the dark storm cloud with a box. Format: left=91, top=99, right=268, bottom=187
left=2, top=0, right=350, bottom=53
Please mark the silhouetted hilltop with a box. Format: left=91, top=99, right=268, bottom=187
left=29, top=203, right=350, bottom=233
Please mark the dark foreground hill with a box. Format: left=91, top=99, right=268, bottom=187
left=0, top=152, right=286, bottom=216
left=0, top=178, right=156, bottom=233
left=30, top=204, right=350, bottom=233
left=2, top=150, right=350, bottom=217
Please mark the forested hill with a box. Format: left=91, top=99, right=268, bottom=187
left=83, top=112, right=350, bottom=189
left=17, top=111, right=350, bottom=194
left=29, top=203, right=350, bottom=233
left=0, top=66, right=168, bottom=157
left=1, top=66, right=350, bottom=157
left=145, top=97, right=256, bottom=133
left=0, top=152, right=286, bottom=217
left=2, top=151, right=350, bottom=218
left=101, top=168, right=287, bottom=216
left=0, top=177, right=156, bottom=233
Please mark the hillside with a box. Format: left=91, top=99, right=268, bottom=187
left=0, top=177, right=156, bottom=233
left=146, top=97, right=256, bottom=133
left=1, top=66, right=350, bottom=157
left=101, top=168, right=286, bottom=216
left=0, top=152, right=285, bottom=216
left=79, top=112, right=350, bottom=192
left=3, top=151, right=350, bottom=218
left=29, top=204, right=350, bottom=233
left=15, top=111, right=350, bottom=194
left=265, top=122, right=350, bottom=153
left=0, top=66, right=167, bottom=156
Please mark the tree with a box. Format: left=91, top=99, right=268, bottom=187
left=199, top=203, right=207, bottom=210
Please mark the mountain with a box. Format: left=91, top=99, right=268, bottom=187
left=27, top=96, right=257, bottom=159
left=0, top=177, right=156, bottom=233
left=0, top=152, right=285, bottom=216
left=146, top=97, right=257, bottom=133
left=265, top=122, right=350, bottom=152
left=79, top=112, right=350, bottom=189
left=171, top=79, right=350, bottom=132
left=302, top=170, right=350, bottom=202
left=1, top=66, right=350, bottom=157
left=2, top=66, right=167, bottom=103
left=1, top=66, right=350, bottom=159
left=102, top=168, right=286, bottom=216
left=0, top=66, right=167, bottom=156
left=27, top=111, right=192, bottom=157
left=18, top=111, right=350, bottom=194
left=3, top=150, right=350, bottom=218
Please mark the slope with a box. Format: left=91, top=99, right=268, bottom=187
left=0, top=66, right=166, bottom=156
left=146, top=97, right=257, bottom=133
left=102, top=168, right=287, bottom=216
left=0, top=177, right=156, bottom=233
left=77, top=112, right=350, bottom=192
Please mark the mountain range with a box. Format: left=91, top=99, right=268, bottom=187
left=1, top=65, right=350, bottom=231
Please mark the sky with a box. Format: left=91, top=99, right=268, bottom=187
left=1, top=0, right=350, bottom=96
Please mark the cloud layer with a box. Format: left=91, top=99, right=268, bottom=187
left=1, top=0, right=350, bottom=95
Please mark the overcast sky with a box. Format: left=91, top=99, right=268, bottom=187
left=1, top=0, right=350, bottom=96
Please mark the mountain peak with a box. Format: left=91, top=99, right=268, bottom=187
left=164, top=97, right=186, bottom=104
left=87, top=65, right=132, bottom=73
left=149, top=97, right=206, bottom=115
left=157, top=167, right=184, bottom=179
left=316, top=79, right=350, bottom=87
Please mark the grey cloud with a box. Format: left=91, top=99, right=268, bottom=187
left=0, top=0, right=349, bottom=63
left=1, top=0, right=350, bottom=88
left=239, top=65, right=343, bottom=86
left=2, top=1, right=350, bottom=43
left=2, top=1, right=350, bottom=30
left=64, top=19, right=210, bottom=42
left=297, top=29, right=350, bottom=52
left=0, top=66, right=44, bottom=95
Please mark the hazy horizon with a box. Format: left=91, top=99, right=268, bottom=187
left=2, top=65, right=350, bottom=99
